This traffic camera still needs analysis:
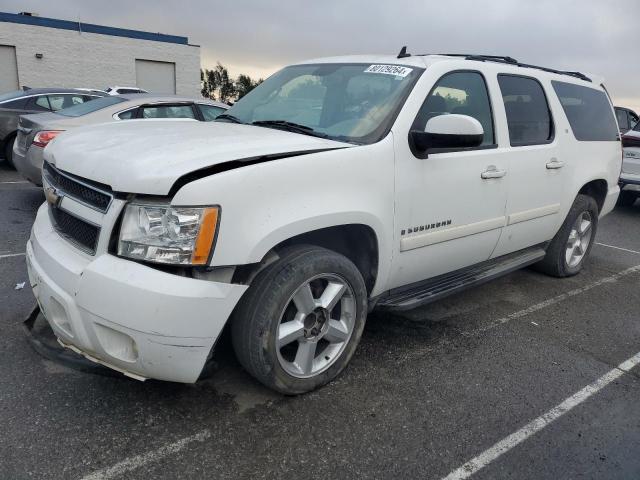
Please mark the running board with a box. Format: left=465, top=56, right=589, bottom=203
left=376, top=247, right=546, bottom=311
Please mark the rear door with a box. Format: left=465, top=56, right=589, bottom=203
left=492, top=74, right=564, bottom=258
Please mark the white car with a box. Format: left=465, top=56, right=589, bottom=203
left=105, top=86, right=148, bottom=95
left=620, top=124, right=640, bottom=206
left=27, top=52, right=621, bottom=394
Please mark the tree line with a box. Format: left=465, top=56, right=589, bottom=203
left=200, top=63, right=264, bottom=104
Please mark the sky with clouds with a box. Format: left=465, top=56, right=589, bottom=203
left=2, top=0, right=639, bottom=111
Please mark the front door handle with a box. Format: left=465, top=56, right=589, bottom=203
left=481, top=165, right=507, bottom=179
left=546, top=158, right=565, bottom=169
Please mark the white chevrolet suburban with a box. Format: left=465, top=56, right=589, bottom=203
left=26, top=52, right=622, bottom=394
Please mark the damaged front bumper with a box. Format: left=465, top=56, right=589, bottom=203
left=26, top=205, right=248, bottom=383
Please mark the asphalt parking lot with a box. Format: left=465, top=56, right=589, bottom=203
left=1, top=162, right=639, bottom=480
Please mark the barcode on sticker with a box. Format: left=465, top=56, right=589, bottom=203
left=364, top=65, right=413, bottom=77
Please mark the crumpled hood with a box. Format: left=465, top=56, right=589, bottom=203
left=44, top=120, right=351, bottom=195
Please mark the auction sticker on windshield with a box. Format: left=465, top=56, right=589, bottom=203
left=364, top=65, right=413, bottom=77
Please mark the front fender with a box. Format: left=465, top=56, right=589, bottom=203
left=172, top=136, right=396, bottom=295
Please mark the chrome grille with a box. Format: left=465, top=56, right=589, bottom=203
left=43, top=162, right=112, bottom=212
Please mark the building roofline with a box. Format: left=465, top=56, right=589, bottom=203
left=0, top=11, right=191, bottom=45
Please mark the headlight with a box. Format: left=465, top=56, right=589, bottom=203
left=118, top=203, right=219, bottom=265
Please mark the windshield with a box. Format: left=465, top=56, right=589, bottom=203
left=219, top=63, right=423, bottom=144
left=56, top=96, right=126, bottom=117
left=634, top=117, right=640, bottom=132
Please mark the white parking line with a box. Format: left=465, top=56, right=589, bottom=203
left=467, top=264, right=640, bottom=335
left=595, top=242, right=640, bottom=255
left=0, top=180, right=29, bottom=184
left=0, top=252, right=25, bottom=259
left=80, top=429, right=211, bottom=480
left=441, top=351, right=640, bottom=480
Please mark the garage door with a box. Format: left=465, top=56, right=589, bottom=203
left=0, top=45, right=19, bottom=94
left=135, top=59, right=176, bottom=94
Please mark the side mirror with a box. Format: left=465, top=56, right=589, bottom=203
left=411, top=114, right=484, bottom=151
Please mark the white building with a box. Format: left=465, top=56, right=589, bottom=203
left=0, top=12, right=201, bottom=96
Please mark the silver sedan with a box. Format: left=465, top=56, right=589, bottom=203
left=13, top=94, right=228, bottom=185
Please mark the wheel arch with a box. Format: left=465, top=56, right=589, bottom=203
left=578, top=179, right=608, bottom=213
left=235, top=222, right=381, bottom=295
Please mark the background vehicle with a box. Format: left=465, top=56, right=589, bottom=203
left=615, top=106, right=639, bottom=133
left=27, top=53, right=621, bottom=394
left=620, top=122, right=640, bottom=206
left=13, top=95, right=228, bottom=185
left=0, top=88, right=106, bottom=166
left=105, top=86, right=148, bottom=95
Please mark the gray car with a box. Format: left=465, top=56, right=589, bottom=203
left=0, top=88, right=106, bottom=167
left=13, top=95, right=228, bottom=185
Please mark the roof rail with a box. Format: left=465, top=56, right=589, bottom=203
left=427, top=53, right=592, bottom=83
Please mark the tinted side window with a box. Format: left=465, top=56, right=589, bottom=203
left=552, top=81, right=619, bottom=141
left=48, top=94, right=86, bottom=111
left=116, top=108, right=137, bottom=120
left=616, top=109, right=630, bottom=131
left=26, top=96, right=51, bottom=111
left=198, top=104, right=225, bottom=121
left=413, top=71, right=495, bottom=146
left=140, top=105, right=196, bottom=119
left=498, top=75, right=553, bottom=145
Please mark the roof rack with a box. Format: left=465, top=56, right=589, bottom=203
left=434, top=53, right=592, bottom=82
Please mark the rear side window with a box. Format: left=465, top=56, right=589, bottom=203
left=116, top=108, right=137, bottom=120
left=48, top=94, right=86, bottom=111
left=616, top=108, right=630, bottom=131
left=24, top=96, right=50, bottom=111
left=140, top=105, right=196, bottom=119
left=552, top=81, right=618, bottom=141
left=57, top=96, right=125, bottom=117
left=498, top=75, right=553, bottom=145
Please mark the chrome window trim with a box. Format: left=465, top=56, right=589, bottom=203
left=0, top=93, right=103, bottom=106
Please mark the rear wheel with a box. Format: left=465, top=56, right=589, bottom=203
left=3, top=134, right=15, bottom=168
left=534, top=194, right=598, bottom=277
left=617, top=190, right=637, bottom=207
left=231, top=245, right=368, bottom=394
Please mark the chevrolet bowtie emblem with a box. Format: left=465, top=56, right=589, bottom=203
left=45, top=186, right=63, bottom=207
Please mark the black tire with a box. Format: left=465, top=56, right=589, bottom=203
left=3, top=134, right=15, bottom=168
left=534, top=194, right=598, bottom=277
left=231, top=245, right=368, bottom=395
left=617, top=190, right=637, bottom=208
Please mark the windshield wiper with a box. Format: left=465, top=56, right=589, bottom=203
left=215, top=113, right=244, bottom=124
left=251, top=120, right=329, bottom=139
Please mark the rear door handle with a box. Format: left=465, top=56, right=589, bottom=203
left=481, top=166, right=507, bottom=179
left=546, top=158, right=564, bottom=169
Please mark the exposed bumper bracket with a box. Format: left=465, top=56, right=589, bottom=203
left=22, top=305, right=122, bottom=378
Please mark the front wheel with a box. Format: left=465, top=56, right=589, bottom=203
left=231, top=245, right=368, bottom=394
left=534, top=194, right=598, bottom=277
